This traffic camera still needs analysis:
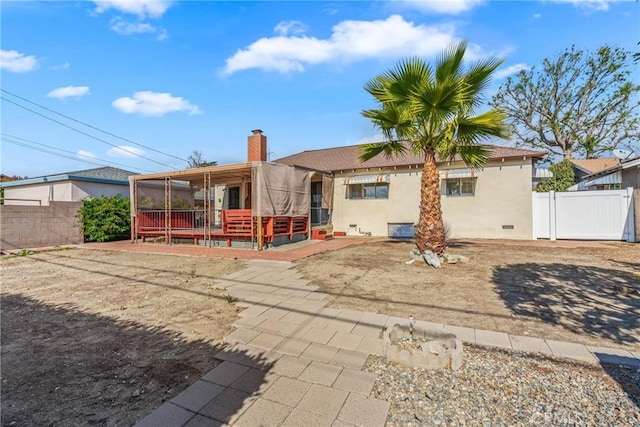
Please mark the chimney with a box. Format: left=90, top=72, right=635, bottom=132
left=247, top=129, right=267, bottom=162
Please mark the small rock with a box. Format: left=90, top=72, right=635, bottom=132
left=132, top=389, right=140, bottom=397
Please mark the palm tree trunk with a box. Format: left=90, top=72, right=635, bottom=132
left=414, top=150, right=446, bottom=254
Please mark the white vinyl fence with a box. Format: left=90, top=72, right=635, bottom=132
left=532, top=188, right=635, bottom=242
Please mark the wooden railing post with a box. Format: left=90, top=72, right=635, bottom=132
left=257, top=216, right=263, bottom=250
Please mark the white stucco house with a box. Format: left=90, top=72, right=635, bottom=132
left=276, top=144, right=547, bottom=240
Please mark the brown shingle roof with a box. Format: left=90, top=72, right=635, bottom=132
left=570, top=158, right=620, bottom=174
left=275, top=144, right=546, bottom=172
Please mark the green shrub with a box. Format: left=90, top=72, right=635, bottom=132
left=77, top=195, right=131, bottom=242
left=535, top=160, right=577, bottom=192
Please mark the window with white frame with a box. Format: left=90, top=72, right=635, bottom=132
left=443, top=177, right=476, bottom=196
left=347, top=182, right=389, bottom=199
left=344, top=174, right=390, bottom=199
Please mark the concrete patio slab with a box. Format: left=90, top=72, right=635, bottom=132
left=198, top=388, right=256, bottom=424
left=302, top=327, right=337, bottom=345
left=261, top=377, right=313, bottom=407
left=233, top=315, right=266, bottom=329
left=356, top=337, right=385, bottom=356
left=546, top=340, right=597, bottom=363
left=333, top=369, right=377, bottom=396
left=279, top=310, right=314, bottom=325
left=274, top=338, right=311, bottom=357
left=260, top=307, right=290, bottom=321
left=248, top=332, right=285, bottom=351
left=281, top=408, right=334, bottom=427
left=224, top=327, right=261, bottom=345
left=298, top=361, right=343, bottom=386
left=337, top=393, right=390, bottom=427
left=169, top=380, right=224, bottom=413
left=255, top=319, right=289, bottom=334
left=234, top=398, right=292, bottom=427
left=183, top=414, right=222, bottom=427
left=327, top=332, right=364, bottom=351
left=510, top=335, right=552, bottom=355
left=239, top=304, right=270, bottom=318
left=300, top=343, right=340, bottom=363
left=475, top=329, right=512, bottom=349
left=442, top=324, right=476, bottom=344
left=297, top=384, right=349, bottom=418
left=229, top=368, right=279, bottom=394
left=135, top=402, right=195, bottom=427
left=270, top=355, right=311, bottom=378
left=329, top=349, right=369, bottom=370
left=201, top=361, right=250, bottom=387
left=350, top=323, right=383, bottom=338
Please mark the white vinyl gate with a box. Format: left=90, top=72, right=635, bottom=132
left=532, top=188, right=635, bottom=242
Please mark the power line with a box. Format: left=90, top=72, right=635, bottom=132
left=2, top=138, right=136, bottom=171
left=1, top=133, right=153, bottom=173
left=1, top=96, right=177, bottom=169
left=1, top=88, right=188, bottom=163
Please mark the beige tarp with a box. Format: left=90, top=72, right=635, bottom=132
left=322, top=174, right=334, bottom=210
left=251, top=162, right=310, bottom=217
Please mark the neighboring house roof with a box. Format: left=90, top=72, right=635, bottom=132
left=0, top=167, right=138, bottom=188
left=570, top=158, right=620, bottom=175
left=275, top=143, right=546, bottom=172
left=569, top=156, right=640, bottom=190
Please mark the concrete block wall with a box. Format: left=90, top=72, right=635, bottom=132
left=0, top=201, right=83, bottom=252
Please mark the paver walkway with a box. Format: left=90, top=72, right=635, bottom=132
left=135, top=260, right=640, bottom=427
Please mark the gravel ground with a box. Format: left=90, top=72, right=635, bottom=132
left=364, top=345, right=640, bottom=426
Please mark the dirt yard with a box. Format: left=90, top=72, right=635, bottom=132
left=1, top=249, right=244, bottom=426
left=296, top=241, right=640, bottom=351
left=1, top=241, right=638, bottom=426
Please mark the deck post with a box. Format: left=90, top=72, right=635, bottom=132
left=257, top=216, right=263, bottom=250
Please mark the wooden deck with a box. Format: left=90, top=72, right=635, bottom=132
left=134, top=209, right=309, bottom=247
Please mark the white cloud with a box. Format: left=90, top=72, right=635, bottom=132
left=402, top=0, right=485, bottom=14
left=356, top=134, right=384, bottom=145
left=110, top=17, right=156, bottom=35
left=109, top=17, right=168, bottom=39
left=274, top=20, right=308, bottom=36
left=93, top=0, right=172, bottom=18
left=156, top=28, right=168, bottom=41
left=46, top=85, right=90, bottom=99
left=107, top=145, right=146, bottom=158
left=112, top=91, right=202, bottom=116
left=53, top=61, right=71, bottom=70
left=547, top=0, right=610, bottom=11
left=0, top=49, right=39, bottom=73
left=494, top=63, right=530, bottom=79
left=223, top=15, right=461, bottom=75
left=77, top=150, right=97, bottom=159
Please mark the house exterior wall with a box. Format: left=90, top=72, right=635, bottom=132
left=3, top=182, right=73, bottom=206
left=441, top=160, right=534, bottom=239
left=73, top=181, right=130, bottom=200
left=331, top=159, right=534, bottom=240
left=622, top=166, right=640, bottom=189
left=0, top=201, right=83, bottom=251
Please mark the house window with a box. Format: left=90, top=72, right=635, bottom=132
left=347, top=183, right=389, bottom=199
left=444, top=177, right=476, bottom=196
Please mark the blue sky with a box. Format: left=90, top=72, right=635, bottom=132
left=1, top=0, right=638, bottom=177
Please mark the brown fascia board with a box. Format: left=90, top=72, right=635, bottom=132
left=276, top=144, right=546, bottom=173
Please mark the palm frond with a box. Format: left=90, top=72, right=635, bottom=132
left=435, top=41, right=467, bottom=85
left=359, top=140, right=407, bottom=162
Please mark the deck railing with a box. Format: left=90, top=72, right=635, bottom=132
left=136, top=208, right=308, bottom=244
left=137, top=209, right=205, bottom=231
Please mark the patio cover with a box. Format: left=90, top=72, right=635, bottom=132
left=252, top=162, right=310, bottom=217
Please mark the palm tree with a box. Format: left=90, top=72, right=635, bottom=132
left=360, top=41, right=508, bottom=255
